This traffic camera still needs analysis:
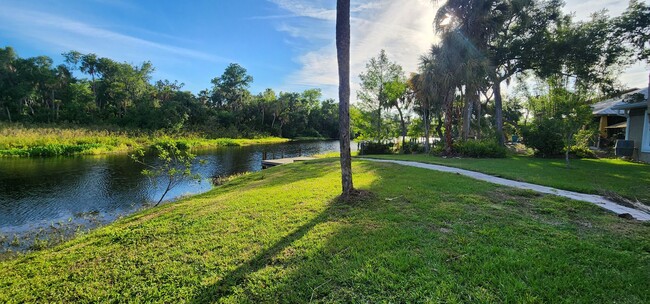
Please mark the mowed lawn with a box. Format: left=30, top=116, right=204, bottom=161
left=1, top=159, right=649, bottom=303
left=364, top=154, right=650, bottom=205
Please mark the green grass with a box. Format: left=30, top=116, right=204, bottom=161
left=363, top=154, right=650, bottom=205
left=0, top=124, right=288, bottom=157
left=1, top=159, right=649, bottom=302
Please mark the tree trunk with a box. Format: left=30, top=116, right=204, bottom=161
left=5, top=106, right=11, bottom=123
left=493, top=80, right=505, bottom=146
left=462, top=86, right=474, bottom=140
left=423, top=109, right=431, bottom=153
left=336, top=0, right=353, bottom=197
left=376, top=106, right=381, bottom=142
left=435, top=111, right=444, bottom=141
left=444, top=90, right=454, bottom=155
left=476, top=99, right=482, bottom=140
left=565, top=134, right=571, bottom=169
left=396, top=101, right=406, bottom=152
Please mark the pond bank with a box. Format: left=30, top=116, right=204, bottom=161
left=0, top=140, right=349, bottom=255
left=2, top=159, right=649, bottom=302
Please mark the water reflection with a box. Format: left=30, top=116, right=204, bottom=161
left=0, top=140, right=352, bottom=234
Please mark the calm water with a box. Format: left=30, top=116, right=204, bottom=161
left=0, top=140, right=354, bottom=236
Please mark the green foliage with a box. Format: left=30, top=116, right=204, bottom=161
left=569, top=145, right=597, bottom=159
left=454, top=140, right=507, bottom=158
left=615, top=0, right=650, bottom=63
left=359, top=142, right=394, bottom=155
left=130, top=141, right=203, bottom=206
left=0, top=48, right=340, bottom=139
left=0, top=124, right=288, bottom=157
left=521, top=119, right=565, bottom=157
left=358, top=50, right=404, bottom=141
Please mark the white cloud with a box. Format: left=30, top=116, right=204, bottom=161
left=0, top=5, right=229, bottom=65
left=270, top=0, right=437, bottom=100
left=272, top=0, right=648, bottom=100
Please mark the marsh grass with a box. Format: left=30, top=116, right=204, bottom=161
left=1, top=159, right=649, bottom=302
left=0, top=124, right=288, bottom=157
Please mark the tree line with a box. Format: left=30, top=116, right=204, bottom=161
left=0, top=48, right=340, bottom=139
left=352, top=0, right=649, bottom=156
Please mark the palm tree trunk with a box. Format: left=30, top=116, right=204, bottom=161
left=462, top=86, right=474, bottom=140
left=444, top=90, right=454, bottom=155
left=336, top=0, right=353, bottom=197
left=493, top=80, right=505, bottom=146
left=424, top=109, right=431, bottom=153
left=476, top=99, right=482, bottom=140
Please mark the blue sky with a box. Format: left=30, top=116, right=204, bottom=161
left=0, top=0, right=646, bottom=100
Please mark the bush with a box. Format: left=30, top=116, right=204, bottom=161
left=454, top=140, right=507, bottom=158
left=569, top=146, right=597, bottom=159
left=521, top=120, right=564, bottom=157
left=398, top=141, right=425, bottom=154
left=360, top=142, right=394, bottom=155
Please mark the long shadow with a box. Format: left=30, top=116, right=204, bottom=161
left=190, top=201, right=335, bottom=303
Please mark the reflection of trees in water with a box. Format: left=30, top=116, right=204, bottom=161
left=0, top=141, right=347, bottom=229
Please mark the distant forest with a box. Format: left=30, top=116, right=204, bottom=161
left=0, top=47, right=340, bottom=138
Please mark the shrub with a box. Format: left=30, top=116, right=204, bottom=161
left=569, top=146, right=597, bottom=159
left=521, top=119, right=564, bottom=157
left=454, top=140, right=507, bottom=158
left=398, top=141, right=425, bottom=154
left=360, top=142, right=394, bottom=155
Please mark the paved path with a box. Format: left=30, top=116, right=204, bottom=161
left=362, top=158, right=650, bottom=221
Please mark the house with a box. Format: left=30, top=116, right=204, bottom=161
left=591, top=93, right=629, bottom=147
left=612, top=87, right=650, bottom=163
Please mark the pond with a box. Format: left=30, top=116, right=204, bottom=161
left=0, top=140, right=355, bottom=250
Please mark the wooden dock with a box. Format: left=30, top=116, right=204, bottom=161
left=262, top=156, right=316, bottom=169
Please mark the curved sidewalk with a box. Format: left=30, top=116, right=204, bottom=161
left=362, top=158, right=650, bottom=221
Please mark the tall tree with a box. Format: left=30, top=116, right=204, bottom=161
left=358, top=50, right=403, bottom=141
left=435, top=0, right=563, bottom=145
left=210, top=63, right=253, bottom=109
left=616, top=0, right=650, bottom=96
left=384, top=78, right=412, bottom=150
left=337, top=0, right=353, bottom=197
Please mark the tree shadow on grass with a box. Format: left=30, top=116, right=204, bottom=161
left=188, top=160, right=650, bottom=303
left=189, top=191, right=373, bottom=303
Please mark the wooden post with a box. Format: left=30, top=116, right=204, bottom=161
left=599, top=116, right=608, bottom=138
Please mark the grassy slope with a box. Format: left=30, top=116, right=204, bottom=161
left=364, top=154, right=650, bottom=205
left=0, top=125, right=288, bottom=157
left=1, top=159, right=649, bottom=303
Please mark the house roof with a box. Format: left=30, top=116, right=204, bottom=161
left=592, top=99, right=626, bottom=116
left=610, top=87, right=649, bottom=111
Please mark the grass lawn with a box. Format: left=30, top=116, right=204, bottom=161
left=363, top=154, right=650, bottom=206
left=1, top=159, right=649, bottom=302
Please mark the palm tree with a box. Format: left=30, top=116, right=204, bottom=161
left=417, top=29, right=490, bottom=154
left=336, top=0, right=353, bottom=197
left=434, top=0, right=494, bottom=141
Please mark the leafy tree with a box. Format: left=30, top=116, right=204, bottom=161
left=384, top=78, right=412, bottom=150
left=358, top=50, right=403, bottom=141
left=1, top=47, right=342, bottom=140
left=210, top=63, right=253, bottom=109
left=131, top=142, right=203, bottom=206
left=435, top=0, right=564, bottom=145
left=616, top=0, right=650, bottom=90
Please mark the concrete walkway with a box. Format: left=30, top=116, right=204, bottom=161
left=362, top=158, right=650, bottom=221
